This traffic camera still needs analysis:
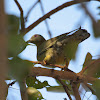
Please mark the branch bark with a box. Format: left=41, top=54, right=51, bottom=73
left=71, top=82, right=81, bottom=100
left=29, top=67, right=98, bottom=84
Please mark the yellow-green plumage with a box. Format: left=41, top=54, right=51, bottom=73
left=27, top=28, right=90, bottom=67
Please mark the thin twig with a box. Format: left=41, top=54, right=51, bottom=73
left=87, top=93, right=92, bottom=100
left=25, top=0, right=93, bottom=33
left=84, top=82, right=95, bottom=94
left=8, top=81, right=16, bottom=87
left=29, top=60, right=74, bottom=72
left=29, top=60, right=65, bottom=68
left=25, top=0, right=39, bottom=22
left=14, top=0, right=23, bottom=13
left=82, top=91, right=87, bottom=100
left=71, top=82, right=81, bottom=100
left=79, top=89, right=89, bottom=100
left=56, top=77, right=72, bottom=100
left=39, top=0, right=52, bottom=38
left=14, top=0, right=25, bottom=32
left=80, top=1, right=100, bottom=38
left=80, top=2, right=96, bottom=23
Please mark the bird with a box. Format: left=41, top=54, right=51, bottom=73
left=27, top=27, right=90, bottom=68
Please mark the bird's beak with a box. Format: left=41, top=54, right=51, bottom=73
left=26, top=39, right=32, bottom=43
left=26, top=40, right=36, bottom=46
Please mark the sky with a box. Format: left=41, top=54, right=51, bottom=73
left=5, top=0, right=100, bottom=100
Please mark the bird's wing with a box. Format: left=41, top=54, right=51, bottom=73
left=38, top=28, right=79, bottom=55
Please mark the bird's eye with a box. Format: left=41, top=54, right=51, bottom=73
left=34, top=35, right=38, bottom=37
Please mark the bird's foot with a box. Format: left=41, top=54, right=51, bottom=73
left=41, top=61, right=47, bottom=66
left=63, top=64, right=68, bottom=71
left=63, top=65, right=73, bottom=72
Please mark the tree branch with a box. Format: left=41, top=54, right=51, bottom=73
left=14, top=0, right=25, bottom=32
left=25, top=0, right=39, bottom=22
left=25, top=0, right=99, bottom=34
left=71, top=82, right=81, bottom=100
left=29, top=60, right=74, bottom=72
left=83, top=82, right=96, bottom=95
left=80, top=1, right=96, bottom=23
left=29, top=61, right=65, bottom=68
left=56, top=78, right=72, bottom=100
left=28, top=67, right=98, bottom=84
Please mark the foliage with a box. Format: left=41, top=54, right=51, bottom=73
left=26, top=76, right=50, bottom=89
left=7, top=15, right=27, bottom=57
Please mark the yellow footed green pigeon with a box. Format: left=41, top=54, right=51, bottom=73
left=27, top=27, right=90, bottom=67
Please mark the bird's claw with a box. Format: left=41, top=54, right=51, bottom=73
left=41, top=61, right=47, bottom=66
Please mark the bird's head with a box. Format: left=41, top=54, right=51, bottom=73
left=27, top=34, right=46, bottom=46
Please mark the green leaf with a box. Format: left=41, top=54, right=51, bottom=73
left=27, top=87, right=44, bottom=100
left=26, top=77, right=50, bottom=89
left=8, top=57, right=33, bottom=81
left=7, top=15, right=19, bottom=34
left=7, top=14, right=27, bottom=57
left=97, top=6, right=100, bottom=15
left=82, top=52, right=93, bottom=75
left=89, top=59, right=100, bottom=78
left=83, top=52, right=92, bottom=67
left=8, top=34, right=27, bottom=57
left=97, top=6, right=100, bottom=9
left=46, top=86, right=65, bottom=93
left=46, top=85, right=74, bottom=95
left=92, top=80, right=100, bottom=99
left=83, top=57, right=100, bottom=78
